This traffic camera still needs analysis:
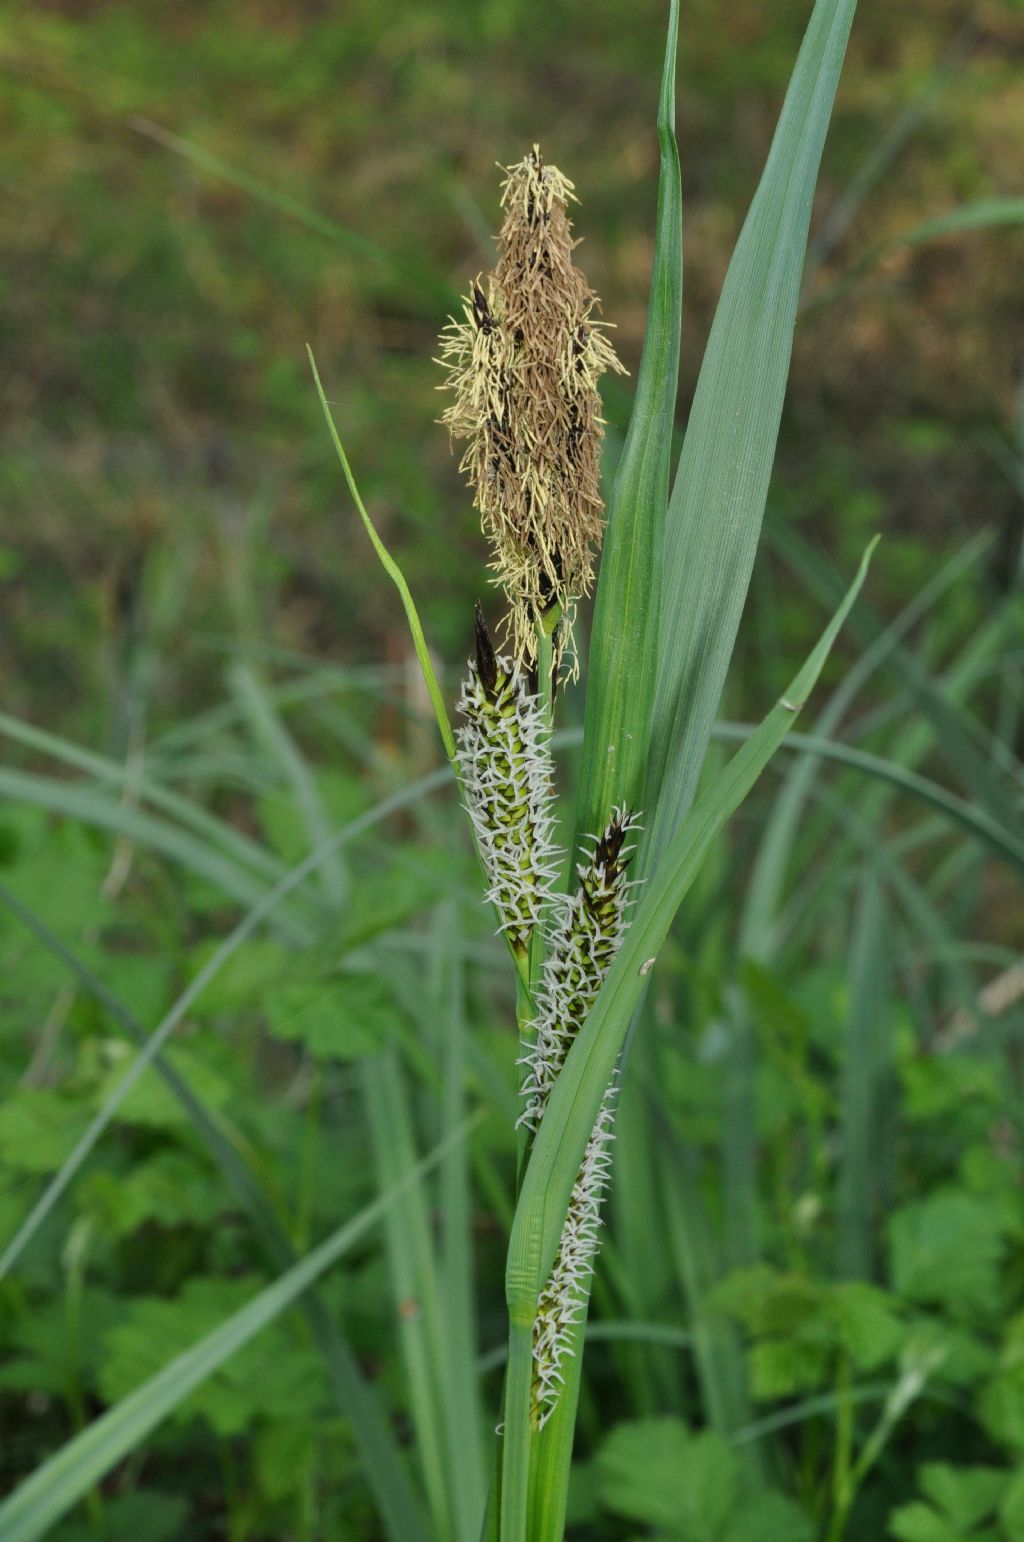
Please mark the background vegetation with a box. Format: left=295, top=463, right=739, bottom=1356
left=1, top=0, right=1022, bottom=1537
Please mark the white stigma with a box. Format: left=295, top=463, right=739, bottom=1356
left=517, top=807, right=641, bottom=1425
left=456, top=654, right=560, bottom=952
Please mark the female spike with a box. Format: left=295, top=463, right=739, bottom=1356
left=455, top=604, right=561, bottom=956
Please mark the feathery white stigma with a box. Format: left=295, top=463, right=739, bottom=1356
left=455, top=607, right=560, bottom=953
left=531, top=1086, right=618, bottom=1422
left=519, top=808, right=641, bottom=1133
left=519, top=807, right=640, bottom=1425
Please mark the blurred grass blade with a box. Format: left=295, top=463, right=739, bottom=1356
left=0, top=766, right=452, bottom=1282
left=769, top=520, right=1020, bottom=829
left=0, top=877, right=430, bottom=1542
left=363, top=1053, right=454, bottom=1538
left=0, top=766, right=313, bottom=945
left=574, top=0, right=681, bottom=845
left=722, top=532, right=992, bottom=1267
left=434, top=906, right=488, bottom=1536
left=807, top=196, right=1024, bottom=313
left=658, top=1118, right=755, bottom=1446
left=712, top=725, right=1024, bottom=878
left=132, top=115, right=454, bottom=307
left=737, top=530, right=993, bottom=959
left=803, top=22, right=976, bottom=280
left=0, top=1120, right=476, bottom=1542
left=308, top=347, right=457, bottom=763
left=837, top=872, right=891, bottom=1279
left=502, top=543, right=875, bottom=1531
left=0, top=710, right=288, bottom=885
left=230, top=660, right=348, bottom=906
left=645, top=0, right=858, bottom=864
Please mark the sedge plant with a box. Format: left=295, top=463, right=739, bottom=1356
left=0, top=0, right=885, bottom=1538
left=311, top=0, right=871, bottom=1534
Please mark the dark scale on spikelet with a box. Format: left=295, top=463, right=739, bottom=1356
left=438, top=147, right=626, bottom=675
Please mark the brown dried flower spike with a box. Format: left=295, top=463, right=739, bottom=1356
left=438, top=146, right=626, bottom=673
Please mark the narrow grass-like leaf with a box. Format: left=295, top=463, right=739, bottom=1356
left=0, top=1119, right=476, bottom=1542
left=609, top=1066, right=679, bottom=1409
left=0, top=767, right=312, bottom=944
left=434, top=905, right=488, bottom=1538
left=574, top=0, right=681, bottom=845
left=308, top=347, right=457, bottom=763
left=363, top=1053, right=454, bottom=1538
left=501, top=544, right=875, bottom=1536
left=837, top=872, right=890, bottom=1279
left=645, top=0, right=858, bottom=862
left=230, top=661, right=347, bottom=906
left=0, top=710, right=289, bottom=886
left=807, top=196, right=1024, bottom=313
left=132, top=116, right=454, bottom=307
left=712, top=726, right=1024, bottom=879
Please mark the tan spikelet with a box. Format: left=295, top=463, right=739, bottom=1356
left=438, top=146, right=626, bottom=674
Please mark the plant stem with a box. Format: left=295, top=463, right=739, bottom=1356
left=514, top=970, right=534, bottom=1194
left=499, top=1315, right=535, bottom=1542
left=535, top=613, right=556, bottom=737
left=826, top=1353, right=854, bottom=1542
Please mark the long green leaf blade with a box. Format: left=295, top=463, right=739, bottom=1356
left=837, top=872, right=891, bottom=1280
left=807, top=196, right=1024, bottom=312
left=308, top=347, right=457, bottom=763
left=574, top=0, right=682, bottom=845
left=645, top=0, right=858, bottom=860
left=507, top=541, right=875, bottom=1306
left=523, top=7, right=683, bottom=1531
left=364, top=1053, right=454, bottom=1537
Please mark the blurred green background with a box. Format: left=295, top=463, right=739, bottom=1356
left=1, top=0, right=1023, bottom=1538
left=3, top=0, right=1022, bottom=726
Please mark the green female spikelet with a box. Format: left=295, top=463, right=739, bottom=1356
left=456, top=604, right=560, bottom=956
left=519, top=809, right=640, bottom=1132
left=518, top=808, right=640, bottom=1423
left=439, top=146, right=626, bottom=674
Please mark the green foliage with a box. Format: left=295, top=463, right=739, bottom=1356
left=889, top=1463, right=1018, bottom=1541
left=888, top=1188, right=1012, bottom=1315
left=51, top=1490, right=189, bottom=1542
left=713, top=1268, right=904, bottom=1398
left=264, top=974, right=404, bottom=1060
left=0, top=0, right=1022, bottom=1536
left=97, top=1277, right=326, bottom=1435
left=593, top=1417, right=813, bottom=1540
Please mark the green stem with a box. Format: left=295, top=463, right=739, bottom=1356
left=499, top=1316, right=535, bottom=1542
left=294, top=1064, right=322, bottom=1252
left=535, top=613, right=557, bottom=738
left=514, top=970, right=534, bottom=1194
left=499, top=618, right=561, bottom=1534
left=511, top=612, right=560, bottom=1194
left=826, top=1354, right=854, bottom=1542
